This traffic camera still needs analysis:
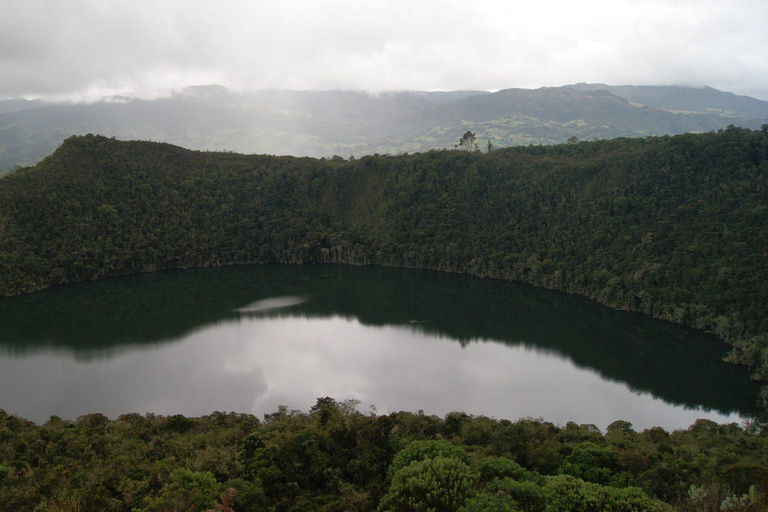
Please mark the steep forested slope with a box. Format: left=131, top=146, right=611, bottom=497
left=1, top=128, right=767, bottom=392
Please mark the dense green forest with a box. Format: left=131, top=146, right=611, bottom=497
left=2, top=399, right=767, bottom=511
left=0, top=128, right=767, bottom=397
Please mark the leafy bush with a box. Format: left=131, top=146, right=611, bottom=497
left=390, top=439, right=471, bottom=474
left=378, top=456, right=478, bottom=512
left=478, top=456, right=530, bottom=483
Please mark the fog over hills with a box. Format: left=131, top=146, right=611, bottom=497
left=1, top=84, right=766, bottom=170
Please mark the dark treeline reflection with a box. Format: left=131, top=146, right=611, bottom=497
left=0, top=264, right=759, bottom=415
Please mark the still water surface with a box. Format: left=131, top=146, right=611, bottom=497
left=0, top=265, right=759, bottom=430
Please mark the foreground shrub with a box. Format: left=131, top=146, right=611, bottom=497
left=378, top=456, right=478, bottom=511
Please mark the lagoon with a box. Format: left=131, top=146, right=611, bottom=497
left=0, top=265, right=758, bottom=430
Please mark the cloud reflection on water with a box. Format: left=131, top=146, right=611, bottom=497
left=0, top=266, right=758, bottom=429
left=0, top=313, right=743, bottom=431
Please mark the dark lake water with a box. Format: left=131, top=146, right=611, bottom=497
left=0, top=265, right=760, bottom=430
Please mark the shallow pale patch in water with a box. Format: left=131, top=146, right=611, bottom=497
left=236, top=295, right=308, bottom=314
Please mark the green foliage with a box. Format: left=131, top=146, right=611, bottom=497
left=557, top=442, right=618, bottom=485
left=492, top=478, right=548, bottom=512
left=378, top=456, right=479, bottom=511
left=458, top=491, right=519, bottom=511
left=222, top=478, right=267, bottom=512
left=478, top=456, right=530, bottom=483
left=543, top=474, right=671, bottom=512
left=138, top=468, right=219, bottom=512
left=390, top=439, right=471, bottom=475
left=1, top=403, right=768, bottom=511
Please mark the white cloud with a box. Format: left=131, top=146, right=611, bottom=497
left=1, top=0, right=767, bottom=100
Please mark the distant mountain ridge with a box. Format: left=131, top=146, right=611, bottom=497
left=1, top=84, right=766, bottom=170
left=566, top=83, right=768, bottom=118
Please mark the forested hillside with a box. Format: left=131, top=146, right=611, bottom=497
left=1, top=128, right=767, bottom=396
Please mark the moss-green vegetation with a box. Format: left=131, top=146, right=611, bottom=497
left=1, top=127, right=767, bottom=395
left=1, top=399, right=766, bottom=511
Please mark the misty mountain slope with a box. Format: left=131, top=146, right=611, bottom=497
left=567, top=83, right=768, bottom=118
left=0, top=100, right=252, bottom=169
left=410, top=87, right=768, bottom=148
left=0, top=89, right=491, bottom=168
left=168, top=86, right=490, bottom=142
left=0, top=98, right=44, bottom=115
left=1, top=85, right=766, bottom=170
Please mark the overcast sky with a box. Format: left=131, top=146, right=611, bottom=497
left=2, top=0, right=767, bottom=101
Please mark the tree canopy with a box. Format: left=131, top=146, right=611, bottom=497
left=2, top=400, right=767, bottom=511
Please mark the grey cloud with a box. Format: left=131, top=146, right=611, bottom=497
left=1, top=0, right=767, bottom=100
